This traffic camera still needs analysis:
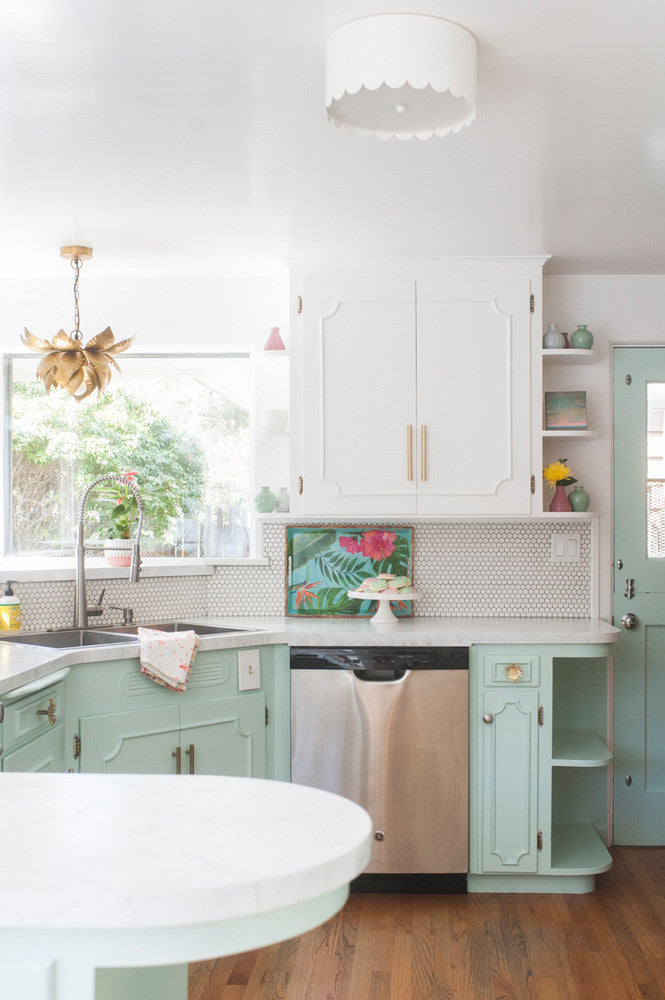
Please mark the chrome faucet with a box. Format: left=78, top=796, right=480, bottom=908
left=74, top=474, right=145, bottom=628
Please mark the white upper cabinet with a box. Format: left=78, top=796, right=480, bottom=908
left=290, top=259, right=545, bottom=516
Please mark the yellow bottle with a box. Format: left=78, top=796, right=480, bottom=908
left=0, top=580, right=21, bottom=631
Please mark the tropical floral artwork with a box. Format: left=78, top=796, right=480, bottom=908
left=285, top=525, right=413, bottom=617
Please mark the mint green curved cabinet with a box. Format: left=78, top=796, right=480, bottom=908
left=0, top=672, right=67, bottom=772
left=470, top=643, right=614, bottom=894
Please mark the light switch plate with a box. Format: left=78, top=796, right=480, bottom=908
left=238, top=648, right=261, bottom=691
left=550, top=531, right=581, bottom=563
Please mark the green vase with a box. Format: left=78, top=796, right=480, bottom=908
left=254, top=486, right=277, bottom=513
left=568, top=485, right=590, bottom=512
left=570, top=324, right=594, bottom=350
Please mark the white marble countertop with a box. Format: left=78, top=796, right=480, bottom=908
left=0, top=615, right=620, bottom=696
left=0, top=772, right=372, bottom=930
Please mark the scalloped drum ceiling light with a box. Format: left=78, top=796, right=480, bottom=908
left=326, top=13, right=477, bottom=141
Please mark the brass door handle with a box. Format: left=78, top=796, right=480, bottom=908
left=185, top=743, right=195, bottom=775
left=36, top=698, right=57, bottom=726
left=407, top=425, right=413, bottom=481
left=172, top=746, right=182, bottom=774
left=421, top=425, right=427, bottom=481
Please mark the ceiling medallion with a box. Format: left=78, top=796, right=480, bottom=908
left=21, top=245, right=133, bottom=402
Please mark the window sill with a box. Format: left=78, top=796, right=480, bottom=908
left=0, top=556, right=269, bottom=583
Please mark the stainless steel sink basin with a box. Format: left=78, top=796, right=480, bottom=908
left=0, top=622, right=256, bottom=649
left=98, top=622, right=256, bottom=636
left=0, top=629, right=139, bottom=648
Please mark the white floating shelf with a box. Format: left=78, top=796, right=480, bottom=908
left=542, top=429, right=597, bottom=439
left=542, top=349, right=596, bottom=365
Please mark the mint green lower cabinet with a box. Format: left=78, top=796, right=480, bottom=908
left=69, top=645, right=289, bottom=781
left=470, top=643, right=614, bottom=894
left=2, top=724, right=65, bottom=772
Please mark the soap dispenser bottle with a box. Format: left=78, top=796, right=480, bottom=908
left=0, top=580, right=21, bottom=631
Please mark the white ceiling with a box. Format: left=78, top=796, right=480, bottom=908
left=1, top=0, right=664, bottom=277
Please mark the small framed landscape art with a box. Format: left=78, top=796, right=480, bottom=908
left=285, top=525, right=413, bottom=617
left=545, top=391, right=588, bottom=431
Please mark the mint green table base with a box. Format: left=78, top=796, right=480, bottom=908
left=0, top=885, right=349, bottom=1000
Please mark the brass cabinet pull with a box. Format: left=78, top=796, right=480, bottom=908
left=185, top=743, right=195, bottom=775
left=421, top=425, right=427, bottom=481
left=36, top=697, right=57, bottom=726
left=407, top=425, right=414, bottom=481
left=172, top=746, right=182, bottom=774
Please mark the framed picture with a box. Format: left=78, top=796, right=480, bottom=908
left=285, top=525, right=413, bottom=617
left=545, top=391, right=588, bottom=430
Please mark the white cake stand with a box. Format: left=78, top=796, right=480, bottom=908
left=347, top=590, right=420, bottom=625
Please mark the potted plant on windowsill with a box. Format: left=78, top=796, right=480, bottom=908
left=103, top=471, right=140, bottom=566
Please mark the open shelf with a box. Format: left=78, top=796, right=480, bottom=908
left=542, top=429, right=597, bottom=439
left=550, top=823, right=612, bottom=875
left=542, top=349, right=596, bottom=365
left=552, top=729, right=613, bottom=767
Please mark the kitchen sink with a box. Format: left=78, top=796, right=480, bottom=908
left=98, top=622, right=256, bottom=636
left=0, top=622, right=256, bottom=649
left=0, top=629, right=139, bottom=648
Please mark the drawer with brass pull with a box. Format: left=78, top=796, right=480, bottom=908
left=1, top=683, right=64, bottom=755
left=482, top=653, right=540, bottom=688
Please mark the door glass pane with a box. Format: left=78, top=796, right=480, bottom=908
left=647, top=383, right=665, bottom=556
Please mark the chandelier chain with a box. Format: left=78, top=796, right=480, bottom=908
left=71, top=256, right=82, bottom=341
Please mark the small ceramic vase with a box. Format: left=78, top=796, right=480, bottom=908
left=276, top=487, right=290, bottom=512
left=570, top=324, right=594, bottom=350
left=543, top=323, right=565, bottom=349
left=254, top=486, right=277, bottom=513
left=264, top=327, right=286, bottom=351
left=549, top=482, right=572, bottom=512
left=568, top=485, right=590, bottom=512
left=561, top=331, right=571, bottom=349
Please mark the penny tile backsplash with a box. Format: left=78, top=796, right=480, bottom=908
left=15, top=519, right=593, bottom=631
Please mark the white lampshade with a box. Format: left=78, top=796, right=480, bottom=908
left=326, top=13, right=477, bottom=141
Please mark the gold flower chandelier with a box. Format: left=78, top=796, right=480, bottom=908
left=21, top=245, right=133, bottom=402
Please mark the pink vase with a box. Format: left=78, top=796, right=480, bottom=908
left=549, top=481, right=572, bottom=512
left=264, top=327, right=286, bottom=351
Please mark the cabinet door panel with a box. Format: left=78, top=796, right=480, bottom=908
left=80, top=705, right=180, bottom=774
left=2, top=726, right=64, bottom=772
left=416, top=280, right=532, bottom=513
left=300, top=275, right=416, bottom=514
left=179, top=694, right=266, bottom=778
left=481, top=688, right=539, bottom=873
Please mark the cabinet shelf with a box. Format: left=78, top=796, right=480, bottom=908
left=550, top=823, right=612, bottom=875
left=552, top=729, right=613, bottom=767
left=542, top=349, right=597, bottom=366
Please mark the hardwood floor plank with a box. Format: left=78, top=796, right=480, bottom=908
left=188, top=848, right=665, bottom=1000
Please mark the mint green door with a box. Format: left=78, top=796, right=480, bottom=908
left=614, top=347, right=665, bottom=843
left=179, top=694, right=266, bottom=777
left=80, top=705, right=180, bottom=774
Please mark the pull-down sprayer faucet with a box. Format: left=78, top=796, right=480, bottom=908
left=74, top=474, right=145, bottom=628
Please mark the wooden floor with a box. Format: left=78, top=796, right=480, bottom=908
left=188, top=848, right=665, bottom=1000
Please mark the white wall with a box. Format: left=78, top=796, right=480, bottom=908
left=544, top=274, right=665, bottom=618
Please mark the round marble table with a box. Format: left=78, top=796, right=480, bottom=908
left=0, top=773, right=372, bottom=1000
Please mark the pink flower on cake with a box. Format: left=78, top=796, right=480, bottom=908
left=360, top=530, right=397, bottom=560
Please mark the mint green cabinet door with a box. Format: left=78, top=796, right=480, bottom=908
left=80, top=705, right=180, bottom=774
left=179, top=694, right=266, bottom=778
left=2, top=725, right=64, bottom=772
left=480, top=688, right=540, bottom=873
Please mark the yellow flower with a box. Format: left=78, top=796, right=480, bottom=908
left=543, top=460, right=572, bottom=488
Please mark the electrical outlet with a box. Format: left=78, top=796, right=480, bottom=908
left=550, top=532, right=581, bottom=563
left=238, top=649, right=261, bottom=691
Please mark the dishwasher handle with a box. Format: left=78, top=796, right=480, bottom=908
left=353, top=668, right=407, bottom=682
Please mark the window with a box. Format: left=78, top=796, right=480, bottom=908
left=4, top=353, right=252, bottom=559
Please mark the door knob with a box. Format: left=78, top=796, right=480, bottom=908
left=482, top=713, right=494, bottom=724
left=621, top=613, right=639, bottom=630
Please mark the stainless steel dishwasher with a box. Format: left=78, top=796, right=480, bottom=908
left=291, top=646, right=469, bottom=892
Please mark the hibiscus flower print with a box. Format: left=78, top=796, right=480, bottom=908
left=339, top=535, right=362, bottom=554
left=360, top=530, right=397, bottom=560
